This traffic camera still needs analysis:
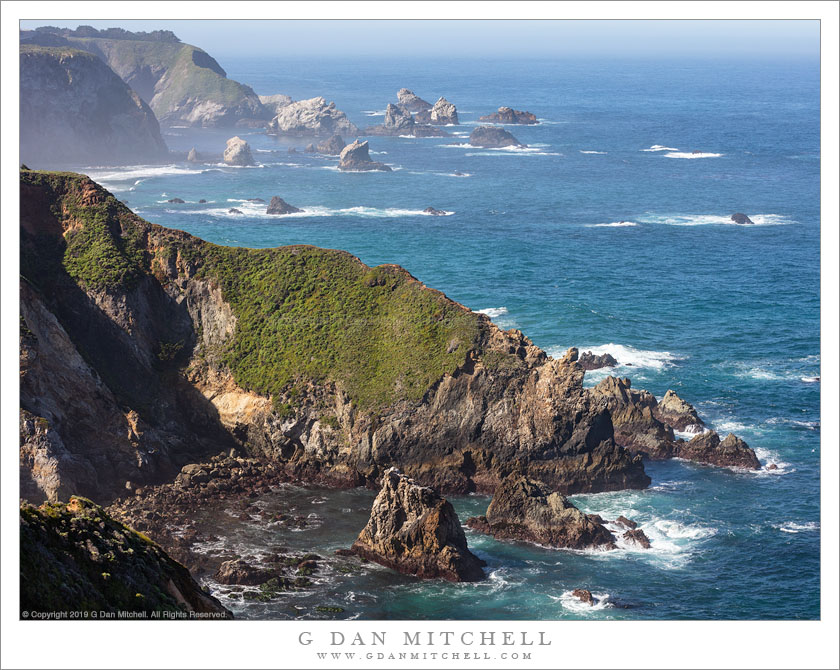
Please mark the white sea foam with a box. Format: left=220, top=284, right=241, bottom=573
left=178, top=201, right=454, bottom=219
left=752, top=447, right=794, bottom=475
left=476, top=307, right=508, bottom=318
left=554, top=591, right=613, bottom=613
left=586, top=221, right=638, bottom=228
left=550, top=343, right=682, bottom=372
left=641, top=145, right=680, bottom=152
left=801, top=376, right=820, bottom=383
left=363, top=110, right=385, bottom=116
left=580, top=150, right=607, bottom=154
left=637, top=213, right=795, bottom=227
left=775, top=521, right=819, bottom=534
left=664, top=151, right=723, bottom=159
left=85, top=164, right=201, bottom=188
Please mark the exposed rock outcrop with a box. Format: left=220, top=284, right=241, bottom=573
left=654, top=389, right=705, bottom=433
left=678, top=431, right=761, bottom=470
left=351, top=469, right=485, bottom=581
left=20, top=496, right=230, bottom=617
left=578, top=351, right=618, bottom=371
left=572, top=589, right=595, bottom=605
left=215, top=559, right=273, bottom=585
left=337, top=140, right=392, bottom=172
left=397, top=88, right=432, bottom=112
left=315, top=135, right=346, bottom=155
left=259, top=93, right=293, bottom=115
left=622, top=528, right=652, bottom=549
left=187, top=147, right=200, bottom=163
left=479, top=107, right=539, bottom=125
left=415, top=97, right=459, bottom=125
left=469, top=126, right=524, bottom=148
left=20, top=45, right=169, bottom=166
left=267, top=97, right=359, bottom=137
left=466, top=474, right=616, bottom=550
left=364, top=103, right=449, bottom=138
left=731, top=213, right=754, bottom=225
left=223, top=136, right=254, bottom=166
left=266, top=197, right=303, bottom=215
left=423, top=207, right=448, bottom=216
left=19, top=170, right=650, bottom=504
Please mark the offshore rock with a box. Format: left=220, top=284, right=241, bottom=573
left=479, top=106, right=539, bottom=125
left=731, top=213, right=754, bottom=225
left=397, top=88, right=433, bottom=112
left=266, top=197, right=303, bottom=215
left=259, top=93, right=293, bottom=115
left=654, top=389, right=705, bottom=433
left=338, top=140, right=392, bottom=172
left=578, top=351, right=618, bottom=371
left=215, top=559, right=273, bottom=585
left=186, top=147, right=200, bottom=163
left=315, top=135, right=346, bottom=155
left=267, top=96, right=359, bottom=137
left=351, top=469, right=486, bottom=582
left=469, top=126, right=524, bottom=148
left=19, top=496, right=230, bottom=616
left=677, top=431, right=761, bottom=470
left=223, top=136, right=254, bottom=166
left=415, top=97, right=459, bottom=125
left=572, top=589, right=596, bottom=606
left=466, top=474, right=616, bottom=550
left=423, top=207, right=448, bottom=216
left=622, top=528, right=652, bottom=549
left=364, top=103, right=449, bottom=137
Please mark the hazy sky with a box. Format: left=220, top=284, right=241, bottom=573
left=19, top=19, right=819, bottom=60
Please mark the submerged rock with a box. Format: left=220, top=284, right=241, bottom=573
left=415, top=97, right=459, bottom=125
left=675, top=431, right=761, bottom=470
left=267, top=96, right=359, bottom=137
left=167, top=198, right=185, bottom=204
left=479, top=106, right=539, bottom=125
left=578, top=351, right=618, bottom=371
left=731, top=213, right=754, bottom=225
left=469, top=126, right=524, bottom=148
left=228, top=208, right=243, bottom=215
left=266, top=197, right=303, bottom=215
left=397, top=88, right=433, bottom=112
left=338, top=140, right=392, bottom=172
left=466, top=474, right=616, bottom=550
left=223, top=136, right=254, bottom=166
left=423, top=207, right=448, bottom=216
left=572, top=589, right=596, bottom=606
left=316, top=135, right=346, bottom=155
left=654, top=389, right=705, bottom=433
left=351, top=469, right=486, bottom=582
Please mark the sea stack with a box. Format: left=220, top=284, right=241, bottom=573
left=223, top=136, right=254, bottom=166
left=468, top=126, right=524, bottom=148
left=338, top=139, right=392, bottom=171
left=466, top=474, right=616, bottom=550
left=478, top=106, right=539, bottom=124
left=397, top=88, right=433, bottom=112
left=266, top=197, right=303, bottom=215
left=415, top=97, right=459, bottom=125
left=351, top=469, right=486, bottom=582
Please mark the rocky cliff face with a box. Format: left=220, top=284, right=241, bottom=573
left=352, top=469, right=485, bottom=581
left=20, top=496, right=230, bottom=616
left=20, top=45, right=169, bottom=166
left=52, top=34, right=268, bottom=127
left=19, top=170, right=649, bottom=505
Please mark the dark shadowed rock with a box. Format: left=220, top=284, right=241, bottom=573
left=228, top=208, right=243, bottom=214
left=423, top=207, right=448, bottom=216
left=767, top=463, right=778, bottom=470
left=167, top=198, right=185, bottom=204
left=304, top=143, right=316, bottom=153
left=351, top=469, right=485, bottom=582
left=397, top=88, right=433, bottom=112
left=338, top=140, right=392, bottom=172
left=266, top=197, right=303, bottom=215
left=198, top=199, right=207, bottom=203
left=654, top=389, right=706, bottom=433
left=579, top=351, right=618, bottom=371
left=466, top=474, right=616, bottom=550
left=316, top=135, right=346, bottom=155
left=246, top=198, right=265, bottom=203
left=223, top=136, right=254, bottom=166
left=385, top=103, right=414, bottom=132
left=469, top=126, right=524, bottom=148
left=415, top=97, right=459, bottom=125
left=479, top=106, right=539, bottom=125
left=731, top=213, right=754, bottom=225
left=572, top=588, right=595, bottom=605
left=675, top=431, right=761, bottom=470
left=622, top=528, right=651, bottom=549
left=215, top=558, right=273, bottom=585
left=615, top=515, right=637, bottom=529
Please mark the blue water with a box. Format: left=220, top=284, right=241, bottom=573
left=74, top=56, right=820, bottom=619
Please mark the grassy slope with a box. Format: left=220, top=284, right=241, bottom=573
left=20, top=170, right=484, bottom=412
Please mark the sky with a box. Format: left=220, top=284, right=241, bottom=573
left=19, top=19, right=820, bottom=61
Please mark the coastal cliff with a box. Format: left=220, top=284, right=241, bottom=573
left=19, top=169, right=649, bottom=504
left=19, top=45, right=169, bottom=165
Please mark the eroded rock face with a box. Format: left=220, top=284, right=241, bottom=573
left=223, top=136, right=254, bottom=166
left=338, top=140, right=392, bottom=172
left=215, top=559, right=272, bottom=585
left=677, top=431, right=760, bottom=470
left=385, top=103, right=414, bottom=132
left=364, top=103, right=449, bottom=138
left=397, top=88, right=432, bottom=112
left=415, top=97, right=459, bottom=125
left=266, top=197, right=303, bottom=215
left=466, top=474, right=616, bottom=550
left=654, top=389, right=705, bottom=433
left=259, top=93, right=293, bottom=115
left=578, top=351, right=618, bottom=371
left=267, top=97, right=359, bottom=137
left=478, top=107, right=538, bottom=124
left=315, top=135, right=346, bottom=155
left=351, top=469, right=485, bottom=582
left=186, top=147, right=200, bottom=163
left=469, top=126, right=524, bottom=148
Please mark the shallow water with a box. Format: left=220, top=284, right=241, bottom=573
left=55, top=55, right=819, bottom=619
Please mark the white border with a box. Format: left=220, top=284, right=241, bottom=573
left=2, top=3, right=838, bottom=669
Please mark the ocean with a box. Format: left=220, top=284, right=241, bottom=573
left=74, top=55, right=820, bottom=619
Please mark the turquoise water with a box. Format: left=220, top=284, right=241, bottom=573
left=70, top=56, right=820, bottom=619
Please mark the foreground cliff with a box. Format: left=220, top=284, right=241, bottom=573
left=20, top=496, right=230, bottom=617
left=20, top=45, right=169, bottom=165
left=19, top=169, right=648, bottom=504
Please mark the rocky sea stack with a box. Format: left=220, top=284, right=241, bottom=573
left=415, top=97, right=459, bottom=125
left=578, top=350, right=618, bottom=371
left=223, top=136, right=254, bottom=166
left=266, top=196, right=303, bottom=215
left=479, top=106, right=539, bottom=125
left=351, top=469, right=486, bottom=582
left=315, top=135, right=346, bottom=155
left=731, top=213, right=754, bottom=225
left=467, top=474, right=616, bottom=550
left=19, top=496, right=230, bottom=617
left=397, top=88, right=432, bottom=112
left=338, top=140, right=392, bottom=171
left=469, top=126, right=524, bottom=148
left=267, top=96, right=359, bottom=137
